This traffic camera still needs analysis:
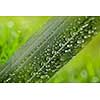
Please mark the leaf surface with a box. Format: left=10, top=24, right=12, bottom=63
left=0, top=16, right=100, bottom=83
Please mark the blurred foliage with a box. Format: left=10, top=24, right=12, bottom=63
left=0, top=16, right=50, bottom=64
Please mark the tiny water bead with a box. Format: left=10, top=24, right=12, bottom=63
left=0, top=16, right=98, bottom=83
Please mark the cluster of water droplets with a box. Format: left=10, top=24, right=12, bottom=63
left=1, top=16, right=98, bottom=83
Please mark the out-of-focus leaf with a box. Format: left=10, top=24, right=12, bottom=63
left=0, top=16, right=50, bottom=64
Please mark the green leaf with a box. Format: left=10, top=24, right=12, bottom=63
left=0, top=16, right=100, bottom=83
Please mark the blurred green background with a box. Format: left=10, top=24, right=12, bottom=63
left=0, top=16, right=50, bottom=65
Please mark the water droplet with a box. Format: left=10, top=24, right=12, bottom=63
left=56, top=65, right=61, bottom=69
left=73, top=32, right=77, bottom=35
left=59, top=43, right=62, bottom=47
left=6, top=78, right=11, bottom=82
left=81, top=40, right=85, bottom=43
left=91, top=30, right=94, bottom=33
left=88, top=35, right=91, bottom=37
left=40, top=75, right=44, bottom=79
left=45, top=75, right=50, bottom=79
left=82, top=24, right=88, bottom=28
left=67, top=45, right=70, bottom=47
left=77, top=40, right=81, bottom=44
left=88, top=30, right=91, bottom=34
left=52, top=70, right=56, bottom=73
left=84, top=36, right=87, bottom=39
left=65, top=50, right=68, bottom=53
